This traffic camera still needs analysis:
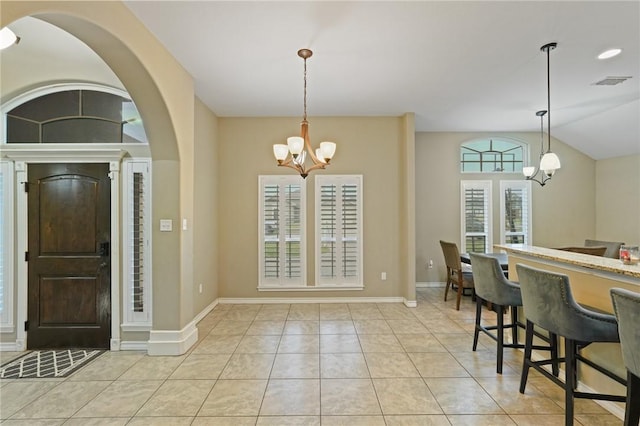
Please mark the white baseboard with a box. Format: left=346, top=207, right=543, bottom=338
left=120, top=340, right=149, bottom=352
left=193, top=299, right=218, bottom=324
left=0, top=339, right=25, bottom=352
left=403, top=298, right=417, bottom=308
left=217, top=296, right=405, bottom=304
left=147, top=321, right=198, bottom=356
left=416, top=281, right=445, bottom=288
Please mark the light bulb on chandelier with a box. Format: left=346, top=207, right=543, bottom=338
left=273, top=49, right=336, bottom=178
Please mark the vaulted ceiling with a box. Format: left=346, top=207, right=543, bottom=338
left=2, top=2, right=639, bottom=160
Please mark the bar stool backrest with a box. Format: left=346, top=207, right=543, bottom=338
left=515, top=264, right=618, bottom=343
left=469, top=253, right=521, bottom=306
left=611, top=288, right=640, bottom=378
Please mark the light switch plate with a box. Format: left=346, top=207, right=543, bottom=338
left=160, top=219, right=173, bottom=232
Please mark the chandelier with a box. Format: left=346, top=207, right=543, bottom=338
left=523, top=42, right=561, bottom=186
left=273, top=49, right=336, bottom=178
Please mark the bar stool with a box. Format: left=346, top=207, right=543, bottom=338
left=516, top=264, right=626, bottom=426
left=470, top=253, right=557, bottom=374
left=610, top=288, right=640, bottom=426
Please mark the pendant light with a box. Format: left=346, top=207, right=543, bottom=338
left=524, top=42, right=561, bottom=186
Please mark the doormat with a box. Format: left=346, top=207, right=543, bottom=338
left=0, top=349, right=104, bottom=379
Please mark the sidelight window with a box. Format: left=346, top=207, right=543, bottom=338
left=122, top=160, right=152, bottom=329
left=0, top=161, right=14, bottom=332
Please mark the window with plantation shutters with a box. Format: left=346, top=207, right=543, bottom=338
left=259, top=175, right=306, bottom=288
left=315, top=175, right=363, bottom=288
left=500, top=180, right=531, bottom=245
left=0, top=161, right=14, bottom=331
left=122, top=159, right=152, bottom=330
left=461, top=180, right=492, bottom=253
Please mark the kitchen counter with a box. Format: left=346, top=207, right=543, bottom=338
left=495, top=244, right=640, bottom=279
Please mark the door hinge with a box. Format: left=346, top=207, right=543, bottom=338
left=25, top=251, right=29, bottom=262
left=24, top=181, right=29, bottom=192
left=24, top=320, right=29, bottom=331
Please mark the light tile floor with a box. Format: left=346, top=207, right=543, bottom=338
left=0, top=288, right=623, bottom=425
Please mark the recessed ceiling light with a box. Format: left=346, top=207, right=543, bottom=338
left=0, top=27, right=20, bottom=50
left=598, top=48, right=622, bottom=60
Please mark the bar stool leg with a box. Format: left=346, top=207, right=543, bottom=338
left=626, top=371, right=640, bottom=426
left=551, top=332, right=559, bottom=377
left=519, top=320, right=534, bottom=393
left=564, top=338, right=576, bottom=426
left=472, top=297, right=482, bottom=351
left=496, top=304, right=504, bottom=374
left=511, top=306, right=518, bottom=346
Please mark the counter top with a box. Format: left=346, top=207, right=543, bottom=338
left=495, top=244, right=640, bottom=279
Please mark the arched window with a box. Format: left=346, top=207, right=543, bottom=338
left=3, top=84, right=147, bottom=144
left=460, top=139, right=526, bottom=173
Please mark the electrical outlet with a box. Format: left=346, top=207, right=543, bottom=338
left=428, top=259, right=433, bottom=269
left=381, top=272, right=387, bottom=280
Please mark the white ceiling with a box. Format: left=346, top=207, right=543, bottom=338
left=3, top=2, right=639, bottom=160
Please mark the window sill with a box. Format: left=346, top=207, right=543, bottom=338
left=258, top=285, right=364, bottom=292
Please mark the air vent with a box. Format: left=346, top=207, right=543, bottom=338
left=593, top=76, right=632, bottom=86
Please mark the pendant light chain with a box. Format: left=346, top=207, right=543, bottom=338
left=546, top=45, right=551, bottom=153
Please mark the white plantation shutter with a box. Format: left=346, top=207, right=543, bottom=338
left=500, top=180, right=531, bottom=245
left=259, top=175, right=306, bottom=288
left=122, top=160, right=152, bottom=329
left=316, top=175, right=363, bottom=287
left=461, top=180, right=492, bottom=253
left=0, top=160, right=14, bottom=331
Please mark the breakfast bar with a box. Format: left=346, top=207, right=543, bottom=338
left=496, top=243, right=640, bottom=418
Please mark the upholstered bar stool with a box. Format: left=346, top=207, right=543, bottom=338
left=470, top=253, right=557, bottom=374
left=610, top=288, right=640, bottom=426
left=516, top=264, right=626, bottom=426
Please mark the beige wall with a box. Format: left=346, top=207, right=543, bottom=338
left=2, top=1, right=198, bottom=331
left=193, top=98, right=220, bottom=311
left=595, top=155, right=640, bottom=245
left=415, top=132, right=596, bottom=283
left=217, top=116, right=412, bottom=299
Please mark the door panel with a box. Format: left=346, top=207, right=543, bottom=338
left=27, top=163, right=111, bottom=349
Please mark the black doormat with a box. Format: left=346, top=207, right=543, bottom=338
left=0, top=349, right=104, bottom=379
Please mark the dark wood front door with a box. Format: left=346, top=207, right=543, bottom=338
left=27, top=163, right=111, bottom=349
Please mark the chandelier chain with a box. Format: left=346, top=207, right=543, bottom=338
left=303, top=56, right=308, bottom=121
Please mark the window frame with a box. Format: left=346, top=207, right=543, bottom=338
left=0, top=160, right=14, bottom=332
left=121, top=159, right=153, bottom=331
left=460, top=180, right=493, bottom=253
left=500, top=180, right=532, bottom=245
left=315, top=175, right=363, bottom=289
left=258, top=175, right=307, bottom=289
left=460, top=138, right=527, bottom=174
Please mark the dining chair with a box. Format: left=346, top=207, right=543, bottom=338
left=439, top=240, right=474, bottom=310
left=585, top=239, right=625, bottom=259
left=610, top=288, right=640, bottom=426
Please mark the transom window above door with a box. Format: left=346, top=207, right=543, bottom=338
left=4, top=86, right=147, bottom=144
left=460, top=139, right=526, bottom=173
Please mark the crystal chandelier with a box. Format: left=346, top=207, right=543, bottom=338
left=273, top=49, right=336, bottom=178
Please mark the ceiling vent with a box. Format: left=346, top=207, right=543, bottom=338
left=593, top=76, right=632, bottom=86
